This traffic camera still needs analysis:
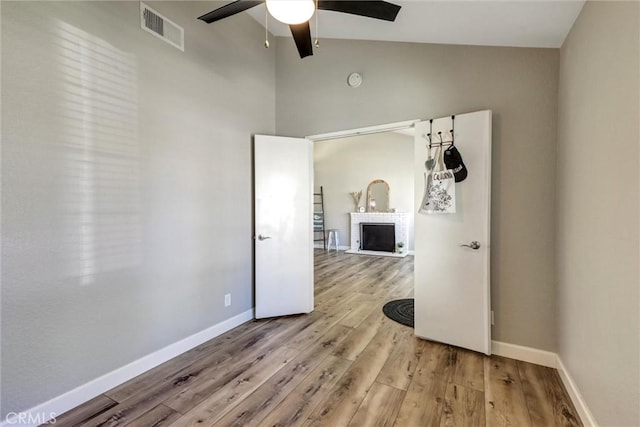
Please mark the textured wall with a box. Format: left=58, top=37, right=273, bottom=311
left=557, top=2, right=640, bottom=425
left=314, top=132, right=415, bottom=250
left=276, top=37, right=559, bottom=351
left=1, top=1, right=275, bottom=415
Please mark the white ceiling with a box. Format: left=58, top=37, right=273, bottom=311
left=246, top=1, right=585, bottom=48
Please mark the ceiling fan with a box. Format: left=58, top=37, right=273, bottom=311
left=198, top=0, right=402, bottom=59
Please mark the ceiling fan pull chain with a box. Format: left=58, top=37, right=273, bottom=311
left=314, top=0, right=319, bottom=48
left=264, top=7, right=270, bottom=48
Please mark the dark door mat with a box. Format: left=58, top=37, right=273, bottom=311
left=382, top=298, right=414, bottom=328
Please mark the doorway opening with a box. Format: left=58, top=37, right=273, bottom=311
left=308, top=120, right=418, bottom=257
left=308, top=120, right=418, bottom=325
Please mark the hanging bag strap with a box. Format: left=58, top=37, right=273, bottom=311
left=430, top=145, right=442, bottom=173
left=432, top=135, right=445, bottom=176
left=436, top=143, right=446, bottom=172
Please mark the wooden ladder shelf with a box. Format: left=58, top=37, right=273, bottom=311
left=313, top=186, right=326, bottom=250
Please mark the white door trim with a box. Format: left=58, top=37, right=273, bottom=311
left=306, top=119, right=421, bottom=141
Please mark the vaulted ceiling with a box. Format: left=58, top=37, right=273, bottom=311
left=246, top=1, right=585, bottom=48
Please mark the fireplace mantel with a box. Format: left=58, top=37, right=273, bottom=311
left=346, top=212, right=410, bottom=257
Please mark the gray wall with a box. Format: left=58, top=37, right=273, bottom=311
left=557, top=2, right=639, bottom=426
left=276, top=38, right=560, bottom=351
left=1, top=1, right=275, bottom=415
left=314, top=132, right=415, bottom=250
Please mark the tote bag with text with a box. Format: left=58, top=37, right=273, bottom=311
left=419, top=146, right=456, bottom=214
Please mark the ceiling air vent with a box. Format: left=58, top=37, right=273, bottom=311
left=140, top=2, right=184, bottom=51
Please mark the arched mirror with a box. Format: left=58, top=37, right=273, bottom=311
left=366, top=179, right=390, bottom=212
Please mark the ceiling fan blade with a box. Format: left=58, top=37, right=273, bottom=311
left=289, top=22, right=313, bottom=59
left=317, top=1, right=401, bottom=21
left=198, top=1, right=263, bottom=24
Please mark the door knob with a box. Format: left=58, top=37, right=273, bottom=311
left=257, top=234, right=272, bottom=241
left=460, top=241, right=480, bottom=250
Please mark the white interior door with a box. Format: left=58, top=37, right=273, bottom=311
left=413, top=110, right=492, bottom=354
left=254, top=135, right=314, bottom=319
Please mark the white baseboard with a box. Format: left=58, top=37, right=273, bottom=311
left=344, top=249, right=408, bottom=258
left=556, top=356, right=598, bottom=426
left=313, top=244, right=413, bottom=254
left=313, top=244, right=350, bottom=251
left=491, top=340, right=557, bottom=368
left=1, top=309, right=254, bottom=427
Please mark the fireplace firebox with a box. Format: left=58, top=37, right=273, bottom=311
left=360, top=223, right=396, bottom=252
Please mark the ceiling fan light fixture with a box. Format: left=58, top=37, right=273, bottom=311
left=266, top=0, right=315, bottom=25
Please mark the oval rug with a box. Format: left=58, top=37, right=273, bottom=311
left=382, top=298, right=414, bottom=328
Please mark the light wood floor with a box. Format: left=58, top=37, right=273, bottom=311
left=53, top=250, right=582, bottom=427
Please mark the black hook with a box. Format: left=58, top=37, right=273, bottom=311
left=427, top=119, right=434, bottom=147
left=450, top=115, right=455, bottom=146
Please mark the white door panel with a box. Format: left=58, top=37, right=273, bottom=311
left=414, top=111, right=492, bottom=354
left=254, top=135, right=313, bottom=319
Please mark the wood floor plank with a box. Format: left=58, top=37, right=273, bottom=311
left=376, top=328, right=425, bottom=391
left=310, top=323, right=354, bottom=353
left=125, top=404, right=180, bottom=427
left=315, top=273, right=359, bottom=299
left=440, top=383, right=485, bottom=427
left=348, top=382, right=405, bottom=427
left=484, top=356, right=532, bottom=427
left=49, top=394, right=117, bottom=426
left=331, top=309, right=387, bottom=361
left=303, top=325, right=402, bottom=426
left=388, top=268, right=414, bottom=299
left=257, top=356, right=353, bottom=427
left=314, top=260, right=373, bottom=304
left=420, top=341, right=459, bottom=382
left=338, top=297, right=379, bottom=328
left=313, top=254, right=369, bottom=285
left=386, top=280, right=413, bottom=300
left=160, top=343, right=283, bottom=414
left=315, top=292, right=360, bottom=317
left=517, top=362, right=582, bottom=427
left=394, top=341, right=449, bottom=427
left=395, top=391, right=443, bottom=427
left=451, top=348, right=485, bottom=392
left=354, top=270, right=400, bottom=296
left=212, top=324, right=352, bottom=427
left=354, top=268, right=400, bottom=297
left=286, top=311, right=351, bottom=351
left=167, top=346, right=299, bottom=425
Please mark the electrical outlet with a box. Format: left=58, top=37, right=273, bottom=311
left=491, top=310, right=495, bottom=325
left=224, top=293, right=231, bottom=307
